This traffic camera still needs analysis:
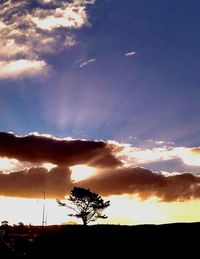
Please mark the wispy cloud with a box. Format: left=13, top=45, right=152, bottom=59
left=147, top=139, right=175, bottom=147
left=125, top=51, right=137, bottom=57
left=0, top=0, right=95, bottom=80
left=79, top=58, right=97, bottom=68
left=31, top=2, right=89, bottom=31
left=38, top=0, right=57, bottom=4
left=0, top=39, right=29, bottom=58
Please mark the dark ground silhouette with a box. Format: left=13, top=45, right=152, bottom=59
left=0, top=223, right=199, bottom=258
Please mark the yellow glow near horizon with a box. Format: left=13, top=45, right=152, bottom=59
left=1, top=195, right=200, bottom=226
left=0, top=197, right=67, bottom=225
left=70, top=164, right=97, bottom=182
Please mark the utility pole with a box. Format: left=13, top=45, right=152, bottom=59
left=45, top=212, right=48, bottom=227
left=40, top=190, right=46, bottom=227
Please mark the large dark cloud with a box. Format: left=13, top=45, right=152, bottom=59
left=1, top=165, right=200, bottom=201
left=0, top=132, right=121, bottom=168
left=0, top=167, right=72, bottom=199
left=77, top=167, right=200, bottom=202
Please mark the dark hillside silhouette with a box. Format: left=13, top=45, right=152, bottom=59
left=0, top=223, right=199, bottom=258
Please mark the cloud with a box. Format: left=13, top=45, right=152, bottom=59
left=3, top=134, right=199, bottom=172
left=125, top=51, right=137, bottom=57
left=38, top=0, right=56, bottom=4
left=0, top=167, right=72, bottom=198
left=141, top=157, right=200, bottom=174
left=0, top=157, right=58, bottom=174
left=0, top=0, right=95, bottom=80
left=31, top=1, right=89, bottom=31
left=0, top=59, right=48, bottom=80
left=0, top=132, right=121, bottom=168
left=78, top=167, right=200, bottom=202
left=0, top=157, right=29, bottom=173
left=1, top=133, right=200, bottom=201
left=79, top=58, right=97, bottom=68
left=0, top=39, right=30, bottom=58
left=0, top=21, right=6, bottom=29
left=111, top=141, right=200, bottom=168
left=146, top=139, right=175, bottom=147
left=1, top=164, right=200, bottom=201
left=0, top=157, right=20, bottom=172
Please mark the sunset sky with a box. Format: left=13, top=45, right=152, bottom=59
left=1, top=0, right=200, bottom=225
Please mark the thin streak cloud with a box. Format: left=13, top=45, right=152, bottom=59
left=79, top=58, right=97, bottom=68
left=125, top=51, right=137, bottom=57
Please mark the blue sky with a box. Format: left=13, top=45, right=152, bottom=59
left=1, top=0, right=200, bottom=147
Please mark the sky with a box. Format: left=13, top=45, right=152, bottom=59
left=1, top=0, right=200, bottom=225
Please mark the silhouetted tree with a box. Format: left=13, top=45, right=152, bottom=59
left=18, top=222, right=24, bottom=227
left=1, top=220, right=9, bottom=231
left=57, top=187, right=110, bottom=226
left=18, top=222, right=25, bottom=231
left=1, top=220, right=8, bottom=226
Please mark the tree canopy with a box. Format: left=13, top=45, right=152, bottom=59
left=57, top=187, right=110, bottom=225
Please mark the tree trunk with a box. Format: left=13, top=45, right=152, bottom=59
left=82, top=218, right=87, bottom=226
